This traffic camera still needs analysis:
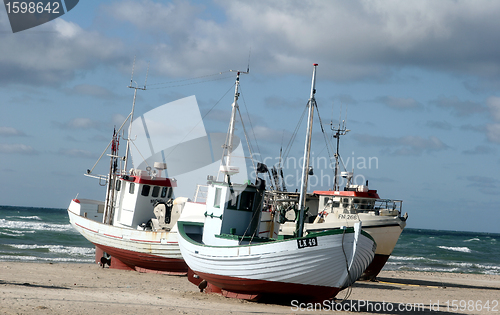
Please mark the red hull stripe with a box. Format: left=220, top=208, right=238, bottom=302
left=94, top=243, right=188, bottom=273
left=75, top=223, right=98, bottom=234
left=314, top=190, right=380, bottom=198
left=193, top=271, right=340, bottom=300
left=120, top=176, right=177, bottom=187
left=130, top=239, right=161, bottom=243
left=103, top=233, right=122, bottom=239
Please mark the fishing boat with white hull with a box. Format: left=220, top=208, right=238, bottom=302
left=67, top=77, right=202, bottom=274
left=177, top=64, right=376, bottom=301
left=268, top=111, right=407, bottom=281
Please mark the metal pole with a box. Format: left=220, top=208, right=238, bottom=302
left=297, top=63, right=318, bottom=237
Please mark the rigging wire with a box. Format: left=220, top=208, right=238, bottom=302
left=281, top=104, right=308, bottom=164
left=237, top=105, right=257, bottom=175
left=239, top=85, right=262, bottom=160
left=147, top=71, right=231, bottom=86
left=314, top=103, right=336, bottom=177
left=164, top=82, right=236, bottom=160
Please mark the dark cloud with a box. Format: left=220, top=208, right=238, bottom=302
left=375, top=96, right=423, bottom=110
left=58, top=148, right=98, bottom=159
left=462, top=145, right=495, bottom=155
left=52, top=118, right=105, bottom=130
left=102, top=1, right=500, bottom=81
left=0, top=143, right=38, bottom=155
left=0, top=17, right=126, bottom=86
left=353, top=133, right=448, bottom=156
left=430, top=97, right=486, bottom=117
left=64, top=84, right=120, bottom=100
left=425, top=120, right=453, bottom=130
left=0, top=127, right=27, bottom=136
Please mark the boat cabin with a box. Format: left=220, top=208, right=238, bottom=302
left=110, top=169, right=178, bottom=230
left=201, top=179, right=266, bottom=245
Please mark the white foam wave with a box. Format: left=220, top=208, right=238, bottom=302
left=0, top=219, right=71, bottom=232
left=464, top=238, right=480, bottom=242
left=6, top=215, right=42, bottom=220
left=390, top=255, right=427, bottom=261
left=8, top=244, right=94, bottom=256
left=0, top=255, right=94, bottom=263
left=438, top=246, right=471, bottom=253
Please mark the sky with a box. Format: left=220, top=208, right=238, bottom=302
left=1, top=0, right=499, bottom=233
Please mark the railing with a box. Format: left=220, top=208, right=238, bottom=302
left=374, top=199, right=403, bottom=215
left=193, top=185, right=209, bottom=203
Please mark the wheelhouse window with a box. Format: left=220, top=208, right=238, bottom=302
left=152, top=186, right=160, bottom=198
left=129, top=183, right=135, bottom=194
left=214, top=188, right=222, bottom=208
left=228, top=193, right=239, bottom=209
left=141, top=185, right=151, bottom=196
left=323, top=197, right=340, bottom=208
left=342, top=198, right=349, bottom=208
left=238, top=191, right=255, bottom=211
left=115, top=179, right=121, bottom=191
left=161, top=187, right=172, bottom=199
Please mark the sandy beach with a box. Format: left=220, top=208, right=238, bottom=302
left=1, top=262, right=499, bottom=315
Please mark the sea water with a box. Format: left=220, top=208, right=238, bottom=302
left=1, top=205, right=500, bottom=275
left=385, top=228, right=500, bottom=275
left=0, top=205, right=94, bottom=263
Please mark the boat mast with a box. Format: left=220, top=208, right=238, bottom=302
left=104, top=58, right=148, bottom=224
left=124, top=58, right=148, bottom=172
left=297, top=63, right=318, bottom=238
left=220, top=69, right=248, bottom=183
left=332, top=120, right=349, bottom=191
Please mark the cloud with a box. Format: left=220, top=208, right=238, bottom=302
left=462, top=145, right=495, bottom=155
left=264, top=96, right=306, bottom=109
left=53, top=118, right=105, bottom=130
left=425, top=120, right=453, bottom=130
left=487, top=96, right=500, bottom=121
left=462, top=175, right=499, bottom=194
left=431, top=97, right=485, bottom=117
left=0, top=127, right=27, bottom=136
left=251, top=125, right=292, bottom=144
left=486, top=124, right=500, bottom=144
left=0, top=143, right=38, bottom=155
left=0, top=18, right=125, bottom=86
left=65, top=84, right=119, bottom=100
left=100, top=0, right=500, bottom=81
left=375, top=96, right=422, bottom=110
left=58, top=148, right=97, bottom=159
left=353, top=134, right=448, bottom=155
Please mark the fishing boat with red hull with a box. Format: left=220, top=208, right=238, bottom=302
left=178, top=64, right=376, bottom=301
left=269, top=107, right=407, bottom=281
left=67, top=77, right=201, bottom=274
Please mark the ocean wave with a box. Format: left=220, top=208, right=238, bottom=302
left=0, top=219, right=72, bottom=232
left=8, top=244, right=94, bottom=256
left=389, top=255, right=427, bottom=261
left=437, top=246, right=471, bottom=253
left=6, top=215, right=42, bottom=220
left=0, top=254, right=94, bottom=263
left=464, top=238, right=480, bottom=242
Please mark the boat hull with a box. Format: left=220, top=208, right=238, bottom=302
left=178, top=221, right=376, bottom=300
left=68, top=202, right=187, bottom=273
left=304, top=215, right=405, bottom=280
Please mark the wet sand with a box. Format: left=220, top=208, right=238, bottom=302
left=1, top=262, right=499, bottom=314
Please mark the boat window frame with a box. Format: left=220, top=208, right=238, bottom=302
left=238, top=191, right=255, bottom=211
left=152, top=186, right=160, bottom=198
left=141, top=185, right=151, bottom=197
left=129, top=182, right=135, bottom=194
left=214, top=188, right=222, bottom=208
